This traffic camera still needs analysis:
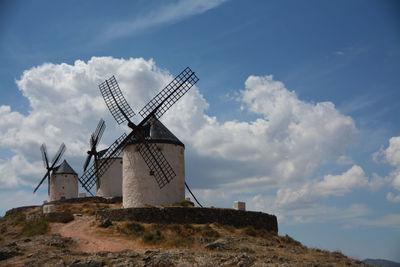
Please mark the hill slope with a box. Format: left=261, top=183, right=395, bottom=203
left=0, top=199, right=372, bottom=266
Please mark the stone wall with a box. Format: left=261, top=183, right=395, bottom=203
left=96, top=207, right=278, bottom=233
left=47, top=196, right=122, bottom=205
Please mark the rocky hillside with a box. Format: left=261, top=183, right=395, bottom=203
left=0, top=199, right=371, bottom=266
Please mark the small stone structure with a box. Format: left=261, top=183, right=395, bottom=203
left=49, top=160, right=78, bottom=202
left=233, top=201, right=246, bottom=211
left=42, top=204, right=55, bottom=214
left=96, top=151, right=122, bottom=197
left=96, top=207, right=278, bottom=232
left=123, top=118, right=185, bottom=208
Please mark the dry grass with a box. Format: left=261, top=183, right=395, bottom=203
left=55, top=202, right=121, bottom=215
left=0, top=207, right=48, bottom=238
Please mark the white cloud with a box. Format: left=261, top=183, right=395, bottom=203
left=1, top=57, right=198, bottom=190
left=381, top=136, right=400, bottom=202
left=337, top=155, right=353, bottom=165
left=1, top=56, right=372, bottom=225
left=101, top=0, right=227, bottom=42
left=385, top=137, right=400, bottom=167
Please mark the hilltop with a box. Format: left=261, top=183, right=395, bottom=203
left=0, top=198, right=371, bottom=266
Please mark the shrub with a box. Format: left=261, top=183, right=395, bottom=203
left=165, top=236, right=194, bottom=247
left=119, top=221, right=145, bottom=236
left=169, top=224, right=182, bottom=233
left=201, top=224, right=220, bottom=238
left=13, top=212, right=26, bottom=226
left=244, top=226, right=258, bottom=237
left=221, top=224, right=236, bottom=233
left=21, top=217, right=49, bottom=236
left=0, top=224, right=7, bottom=234
left=170, top=200, right=194, bottom=207
left=282, top=234, right=302, bottom=246
left=143, top=230, right=164, bottom=243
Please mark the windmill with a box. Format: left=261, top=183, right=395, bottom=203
left=83, top=118, right=106, bottom=172
left=79, top=67, right=199, bottom=200
left=34, top=143, right=66, bottom=195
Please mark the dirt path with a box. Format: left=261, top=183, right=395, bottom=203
left=51, top=216, right=136, bottom=253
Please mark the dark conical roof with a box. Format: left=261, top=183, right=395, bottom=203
left=147, top=117, right=184, bottom=147
left=53, top=160, right=77, bottom=175
left=128, top=117, right=184, bottom=147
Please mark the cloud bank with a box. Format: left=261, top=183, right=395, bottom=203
left=382, top=136, right=400, bottom=202
left=0, top=56, right=388, bottom=224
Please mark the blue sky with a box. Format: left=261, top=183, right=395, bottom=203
left=0, top=0, right=399, bottom=262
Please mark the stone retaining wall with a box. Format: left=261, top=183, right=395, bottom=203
left=47, top=196, right=122, bottom=205
left=96, top=207, right=278, bottom=233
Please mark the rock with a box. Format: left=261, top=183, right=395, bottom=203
left=5, top=230, right=19, bottom=236
left=238, top=247, right=255, bottom=254
left=99, top=218, right=112, bottom=228
left=119, top=249, right=139, bottom=258
left=70, top=256, right=105, bottom=267
left=205, top=239, right=232, bottom=251
left=0, top=247, right=22, bottom=261
left=94, top=251, right=109, bottom=257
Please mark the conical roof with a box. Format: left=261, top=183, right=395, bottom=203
left=53, top=160, right=77, bottom=175
left=147, top=117, right=184, bottom=147
left=129, top=117, right=184, bottom=147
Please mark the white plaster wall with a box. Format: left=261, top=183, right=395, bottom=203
left=96, top=158, right=123, bottom=197
left=123, top=143, right=185, bottom=208
left=49, top=174, right=78, bottom=201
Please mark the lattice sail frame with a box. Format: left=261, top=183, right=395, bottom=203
left=139, top=67, right=199, bottom=120
left=99, top=76, right=135, bottom=124
left=79, top=133, right=127, bottom=194
left=51, top=143, right=66, bottom=167
left=93, top=118, right=106, bottom=146
left=34, top=143, right=66, bottom=194
left=137, top=140, right=176, bottom=188
left=92, top=67, right=198, bottom=191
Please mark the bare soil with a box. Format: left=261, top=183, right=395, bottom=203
left=50, top=216, right=136, bottom=253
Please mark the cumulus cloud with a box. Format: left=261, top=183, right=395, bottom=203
left=0, top=57, right=204, bottom=190
left=380, top=136, right=400, bottom=202
left=275, top=165, right=372, bottom=209
left=1, top=56, right=374, bottom=224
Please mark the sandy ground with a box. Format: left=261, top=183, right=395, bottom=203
left=50, top=216, right=136, bottom=253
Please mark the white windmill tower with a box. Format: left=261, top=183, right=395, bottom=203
left=79, top=67, right=198, bottom=208
left=82, top=119, right=123, bottom=197
left=34, top=143, right=78, bottom=201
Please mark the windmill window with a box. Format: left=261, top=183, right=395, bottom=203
left=149, top=170, right=154, bottom=176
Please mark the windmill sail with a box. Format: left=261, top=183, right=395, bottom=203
left=99, top=76, right=135, bottom=125
left=139, top=67, right=199, bottom=120
left=79, top=133, right=126, bottom=194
